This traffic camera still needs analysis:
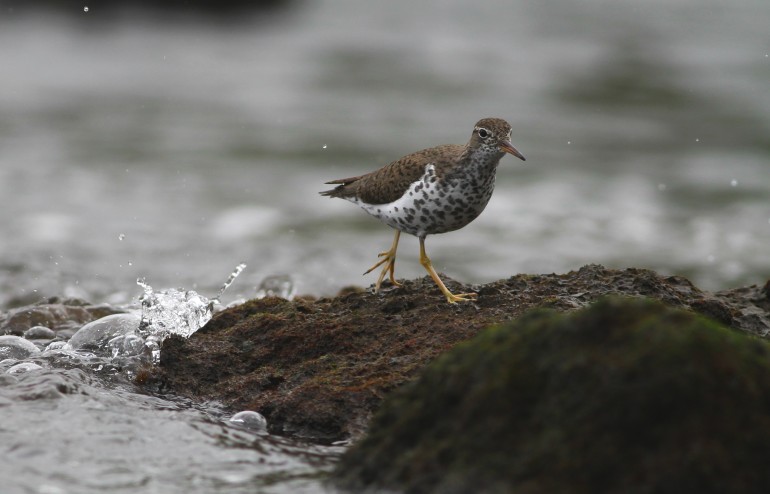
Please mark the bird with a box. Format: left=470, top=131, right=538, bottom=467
left=320, top=117, right=525, bottom=303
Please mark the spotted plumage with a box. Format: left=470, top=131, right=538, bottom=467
left=321, top=117, right=525, bottom=303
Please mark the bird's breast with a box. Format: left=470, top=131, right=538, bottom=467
left=352, top=164, right=497, bottom=237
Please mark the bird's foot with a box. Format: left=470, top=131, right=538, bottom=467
left=418, top=240, right=477, bottom=304
left=363, top=252, right=390, bottom=276
left=444, top=291, right=478, bottom=304
left=364, top=251, right=402, bottom=293
left=365, top=232, right=403, bottom=293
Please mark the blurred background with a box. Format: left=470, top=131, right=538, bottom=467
left=1, top=0, right=768, bottom=307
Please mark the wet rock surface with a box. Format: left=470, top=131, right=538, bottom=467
left=150, top=265, right=770, bottom=443
left=334, top=298, right=770, bottom=494
left=0, top=297, right=125, bottom=336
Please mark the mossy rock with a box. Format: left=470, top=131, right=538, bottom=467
left=333, top=297, right=770, bottom=494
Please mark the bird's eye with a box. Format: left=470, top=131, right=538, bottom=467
left=477, top=128, right=490, bottom=138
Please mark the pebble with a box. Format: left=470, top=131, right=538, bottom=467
left=0, top=335, right=41, bottom=359
left=24, top=326, right=56, bottom=340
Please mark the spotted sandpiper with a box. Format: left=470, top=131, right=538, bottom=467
left=320, top=118, right=525, bottom=303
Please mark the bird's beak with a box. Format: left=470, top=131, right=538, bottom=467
left=499, top=139, right=525, bottom=161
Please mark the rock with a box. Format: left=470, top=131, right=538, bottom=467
left=23, top=326, right=56, bottom=340
left=149, top=266, right=770, bottom=443
left=0, top=335, right=41, bottom=360
left=334, top=298, right=770, bottom=494
left=1, top=301, right=124, bottom=336
left=6, top=362, right=44, bottom=375
left=67, top=314, right=142, bottom=354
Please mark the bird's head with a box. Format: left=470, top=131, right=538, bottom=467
left=471, top=117, right=525, bottom=161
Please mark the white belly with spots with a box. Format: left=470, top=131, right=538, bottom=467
left=348, top=164, right=496, bottom=238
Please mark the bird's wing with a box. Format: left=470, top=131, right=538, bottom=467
left=320, top=145, right=463, bottom=204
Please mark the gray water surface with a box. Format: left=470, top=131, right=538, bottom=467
left=0, top=364, right=339, bottom=494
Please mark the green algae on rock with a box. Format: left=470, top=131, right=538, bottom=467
left=334, top=297, right=770, bottom=494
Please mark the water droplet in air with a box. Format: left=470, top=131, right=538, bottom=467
left=567, top=141, right=572, bottom=145
left=695, top=138, right=699, bottom=142
left=83, top=6, right=89, bottom=12
left=256, top=275, right=296, bottom=300
left=118, top=233, right=126, bottom=241
left=128, top=260, right=133, bottom=266
left=322, top=144, right=328, bottom=149
left=730, top=179, right=738, bottom=187
left=215, top=262, right=247, bottom=301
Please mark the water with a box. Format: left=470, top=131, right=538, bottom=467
left=0, top=279, right=338, bottom=494
left=0, top=367, right=339, bottom=494
left=1, top=0, right=769, bottom=491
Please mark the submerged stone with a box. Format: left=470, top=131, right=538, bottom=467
left=7, top=362, right=44, bottom=375
left=24, top=326, right=56, bottom=340
left=68, top=314, right=142, bottom=355
left=0, top=335, right=41, bottom=360
left=1, top=301, right=122, bottom=335
left=334, top=297, right=770, bottom=494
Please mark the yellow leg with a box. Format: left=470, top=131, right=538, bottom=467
left=419, top=236, right=477, bottom=304
left=364, top=230, right=403, bottom=293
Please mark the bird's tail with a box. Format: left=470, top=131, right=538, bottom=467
left=319, top=176, right=361, bottom=198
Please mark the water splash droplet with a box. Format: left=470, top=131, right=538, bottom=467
left=730, top=179, right=738, bottom=187
left=83, top=6, right=89, bottom=12
left=118, top=233, right=126, bottom=241
left=138, top=282, right=213, bottom=342
left=256, top=275, right=295, bottom=300
left=695, top=138, right=700, bottom=142
left=322, top=144, right=328, bottom=149
left=215, top=262, right=247, bottom=302
left=129, top=265, right=248, bottom=363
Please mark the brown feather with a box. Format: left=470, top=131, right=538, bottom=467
left=320, top=144, right=465, bottom=204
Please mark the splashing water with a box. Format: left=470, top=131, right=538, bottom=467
left=43, top=263, right=249, bottom=372
left=131, top=263, right=246, bottom=363
left=137, top=280, right=214, bottom=340
left=214, top=262, right=247, bottom=303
